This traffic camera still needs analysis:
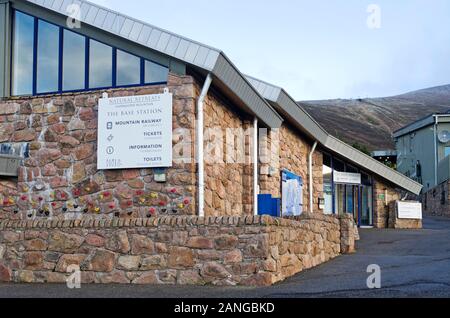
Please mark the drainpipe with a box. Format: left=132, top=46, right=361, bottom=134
left=309, top=141, right=318, bottom=213
left=197, top=73, right=213, bottom=218
left=434, top=115, right=438, bottom=187
left=253, top=117, right=259, bottom=216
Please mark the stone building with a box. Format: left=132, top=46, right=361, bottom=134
left=0, top=0, right=422, bottom=285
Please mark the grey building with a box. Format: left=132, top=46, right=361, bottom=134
left=394, top=113, right=450, bottom=192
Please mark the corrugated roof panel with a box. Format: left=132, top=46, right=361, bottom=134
left=93, top=8, right=107, bottom=28
left=80, top=2, right=90, bottom=20
left=51, top=0, right=63, bottom=10
left=119, top=18, right=134, bottom=37
left=60, top=0, right=72, bottom=12
left=111, top=14, right=125, bottom=34
left=194, top=46, right=209, bottom=67
left=137, top=25, right=152, bottom=44
left=174, top=39, right=190, bottom=60
left=165, top=36, right=181, bottom=56
left=85, top=6, right=99, bottom=24
left=103, top=11, right=116, bottom=30
left=156, top=32, right=171, bottom=52
left=184, top=43, right=200, bottom=63
left=204, top=50, right=220, bottom=70
left=147, top=29, right=162, bottom=48
left=44, top=0, right=55, bottom=7
left=129, top=22, right=143, bottom=41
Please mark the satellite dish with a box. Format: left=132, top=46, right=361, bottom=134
left=438, top=130, right=450, bottom=143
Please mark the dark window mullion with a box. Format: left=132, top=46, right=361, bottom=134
left=32, top=17, right=38, bottom=96
left=58, top=26, right=63, bottom=93
left=85, top=37, right=89, bottom=90
left=140, top=58, right=145, bottom=85
left=112, top=47, right=117, bottom=87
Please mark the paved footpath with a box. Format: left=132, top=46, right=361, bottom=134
left=1, top=216, right=450, bottom=298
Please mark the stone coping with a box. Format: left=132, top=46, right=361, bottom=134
left=0, top=213, right=340, bottom=230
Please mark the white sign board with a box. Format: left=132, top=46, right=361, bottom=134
left=397, top=201, right=422, bottom=220
left=97, top=90, right=173, bottom=170
left=333, top=171, right=361, bottom=185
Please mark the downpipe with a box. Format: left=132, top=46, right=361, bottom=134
left=309, top=141, right=318, bottom=213
left=197, top=73, right=213, bottom=217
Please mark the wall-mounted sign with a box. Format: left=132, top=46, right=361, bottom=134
left=397, top=201, right=422, bottom=220
left=333, top=171, right=361, bottom=185
left=98, top=90, right=173, bottom=170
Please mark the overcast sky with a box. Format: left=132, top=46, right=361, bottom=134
left=89, top=0, right=450, bottom=101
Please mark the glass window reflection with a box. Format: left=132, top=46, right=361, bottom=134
left=36, top=20, right=60, bottom=93
left=63, top=30, right=85, bottom=91
left=145, top=60, right=168, bottom=84
left=117, top=50, right=140, bottom=86
left=12, top=11, right=34, bottom=96
left=89, top=39, right=112, bottom=89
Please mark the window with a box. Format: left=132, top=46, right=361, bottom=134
left=63, top=30, right=85, bottom=91
left=89, top=39, right=113, bottom=89
left=145, top=60, right=169, bottom=84
left=36, top=20, right=60, bottom=93
left=322, top=154, right=333, bottom=215
left=117, top=50, right=140, bottom=86
left=445, top=147, right=450, bottom=158
left=12, top=11, right=34, bottom=96
left=10, top=10, right=169, bottom=96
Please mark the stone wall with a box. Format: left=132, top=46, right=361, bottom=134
left=0, top=74, right=200, bottom=221
left=203, top=87, right=254, bottom=217
left=259, top=123, right=323, bottom=213
left=373, top=178, right=401, bottom=229
left=422, top=180, right=450, bottom=217
left=0, top=214, right=355, bottom=286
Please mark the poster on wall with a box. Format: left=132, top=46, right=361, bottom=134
left=281, top=170, right=303, bottom=216
left=97, top=89, right=173, bottom=170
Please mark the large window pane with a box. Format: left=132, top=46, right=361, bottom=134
left=145, top=60, right=168, bottom=84
left=63, top=30, right=85, bottom=91
left=89, top=39, right=112, bottom=88
left=36, top=20, right=60, bottom=93
left=117, top=50, right=140, bottom=86
left=323, top=154, right=333, bottom=215
left=12, top=11, right=34, bottom=96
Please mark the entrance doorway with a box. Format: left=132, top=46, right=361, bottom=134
left=335, top=184, right=373, bottom=227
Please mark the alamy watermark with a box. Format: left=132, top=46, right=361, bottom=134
left=66, top=265, right=81, bottom=289
left=367, top=4, right=382, bottom=29
left=66, top=4, right=81, bottom=29
left=367, top=264, right=381, bottom=289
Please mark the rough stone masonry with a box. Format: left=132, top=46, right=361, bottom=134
left=0, top=214, right=357, bottom=286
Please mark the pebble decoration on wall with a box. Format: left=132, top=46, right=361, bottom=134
left=1, top=185, right=192, bottom=219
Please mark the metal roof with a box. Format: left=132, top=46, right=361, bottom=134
left=246, top=76, right=423, bottom=195
left=24, top=0, right=283, bottom=128
left=393, top=113, right=450, bottom=138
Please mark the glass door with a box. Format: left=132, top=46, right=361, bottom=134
left=360, top=186, right=373, bottom=226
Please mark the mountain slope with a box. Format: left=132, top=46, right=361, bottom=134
left=300, top=85, right=450, bottom=151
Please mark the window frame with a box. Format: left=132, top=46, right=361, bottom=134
left=10, top=9, right=169, bottom=97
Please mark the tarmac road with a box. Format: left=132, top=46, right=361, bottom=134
left=1, top=216, right=450, bottom=298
